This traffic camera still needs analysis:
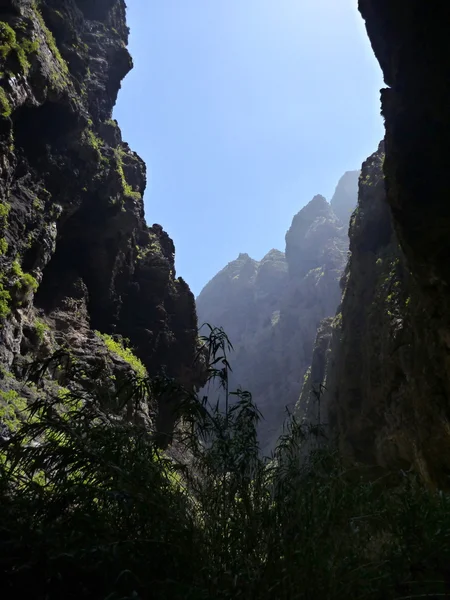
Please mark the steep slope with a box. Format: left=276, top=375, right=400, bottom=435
left=196, top=174, right=358, bottom=452
left=297, top=146, right=414, bottom=459
left=0, top=0, right=203, bottom=445
left=299, top=142, right=450, bottom=488
left=295, top=2, right=450, bottom=487
left=330, top=171, right=360, bottom=225
left=359, top=1, right=450, bottom=484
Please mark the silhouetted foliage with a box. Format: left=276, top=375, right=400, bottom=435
left=1, top=326, right=450, bottom=599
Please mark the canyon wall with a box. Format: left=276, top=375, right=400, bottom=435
left=0, top=0, right=203, bottom=444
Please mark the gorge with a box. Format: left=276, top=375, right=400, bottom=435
left=1, top=1, right=450, bottom=598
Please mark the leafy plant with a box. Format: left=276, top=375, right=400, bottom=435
left=0, top=326, right=449, bottom=599
left=34, top=318, right=49, bottom=342
left=11, top=260, right=38, bottom=293
left=0, top=389, right=27, bottom=431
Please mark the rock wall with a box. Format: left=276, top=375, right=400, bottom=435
left=299, top=141, right=450, bottom=487
left=197, top=173, right=358, bottom=453
left=0, top=0, right=203, bottom=443
left=335, top=0, right=450, bottom=486
left=297, top=2, right=450, bottom=487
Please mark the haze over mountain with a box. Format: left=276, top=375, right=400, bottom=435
left=115, top=1, right=384, bottom=295
left=197, top=171, right=359, bottom=451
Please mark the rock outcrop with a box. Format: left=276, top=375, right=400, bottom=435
left=0, top=0, right=203, bottom=443
left=360, top=1, right=450, bottom=485
left=330, top=171, right=360, bottom=226
left=297, top=146, right=415, bottom=460
left=297, top=1, right=450, bottom=487
left=196, top=173, right=358, bottom=453
left=299, top=140, right=450, bottom=488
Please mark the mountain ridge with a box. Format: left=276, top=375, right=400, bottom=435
left=197, top=171, right=359, bottom=451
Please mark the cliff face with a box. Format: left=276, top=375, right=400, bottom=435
left=330, top=171, right=360, bottom=228
left=299, top=142, right=450, bottom=488
left=297, top=147, right=413, bottom=459
left=360, top=2, right=450, bottom=475
left=0, top=0, right=202, bottom=443
left=296, top=2, right=450, bottom=486
left=305, top=1, right=450, bottom=486
left=197, top=174, right=358, bottom=453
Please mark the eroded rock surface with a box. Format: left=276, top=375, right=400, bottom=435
left=300, top=142, right=450, bottom=486
left=327, top=1, right=450, bottom=485
left=0, top=0, right=203, bottom=442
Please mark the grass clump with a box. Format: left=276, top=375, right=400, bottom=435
left=32, top=6, right=68, bottom=75
left=31, top=4, right=69, bottom=91
left=136, top=236, right=162, bottom=261
left=34, top=318, right=49, bottom=342
left=96, top=331, right=147, bottom=378
left=114, top=147, right=142, bottom=202
left=0, top=201, right=10, bottom=222
left=82, top=128, right=108, bottom=164
left=0, top=21, right=39, bottom=77
left=0, top=22, right=15, bottom=59
left=11, top=260, right=38, bottom=293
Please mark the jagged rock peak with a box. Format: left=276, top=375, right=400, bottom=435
left=286, top=195, right=336, bottom=243
left=197, top=170, right=357, bottom=452
left=300, top=194, right=331, bottom=216
left=285, top=195, right=340, bottom=279
left=330, top=170, right=361, bottom=226
left=261, top=248, right=285, bottom=261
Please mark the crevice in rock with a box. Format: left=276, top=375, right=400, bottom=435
left=34, top=217, right=87, bottom=314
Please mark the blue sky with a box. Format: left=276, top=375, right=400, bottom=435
left=114, top=0, right=385, bottom=296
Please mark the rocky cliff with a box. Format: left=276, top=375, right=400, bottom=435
left=299, top=140, right=450, bottom=486
left=306, top=1, right=450, bottom=487
left=296, top=145, right=417, bottom=461
left=0, top=0, right=203, bottom=445
left=359, top=1, right=450, bottom=486
left=196, top=173, right=358, bottom=453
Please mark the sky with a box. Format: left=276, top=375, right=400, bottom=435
left=114, top=0, right=385, bottom=296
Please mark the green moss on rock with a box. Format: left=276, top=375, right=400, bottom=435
left=0, top=21, right=39, bottom=77
left=96, top=331, right=147, bottom=378
left=12, top=260, right=38, bottom=294
left=31, top=4, right=70, bottom=91
left=114, top=147, right=142, bottom=201
left=0, top=278, right=11, bottom=318
left=0, top=88, right=11, bottom=118
left=34, top=318, right=49, bottom=342
left=82, top=128, right=108, bottom=164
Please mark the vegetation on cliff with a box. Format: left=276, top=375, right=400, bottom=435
left=0, top=0, right=203, bottom=448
